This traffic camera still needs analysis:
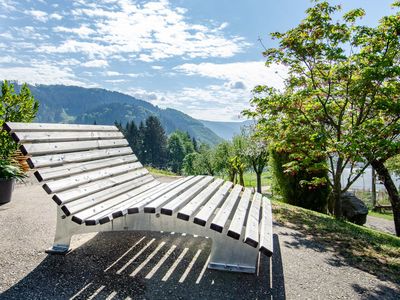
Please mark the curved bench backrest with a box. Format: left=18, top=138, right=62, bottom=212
left=4, top=122, right=154, bottom=211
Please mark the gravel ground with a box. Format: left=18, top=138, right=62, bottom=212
left=0, top=177, right=399, bottom=299
left=365, top=215, right=396, bottom=235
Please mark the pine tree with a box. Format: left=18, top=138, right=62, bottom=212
left=114, top=120, right=122, bottom=131
left=137, top=121, right=145, bottom=161
left=142, top=116, right=168, bottom=168
left=125, top=121, right=141, bottom=156
left=168, top=134, right=185, bottom=173
left=192, top=137, right=198, bottom=152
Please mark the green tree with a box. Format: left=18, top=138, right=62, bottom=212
left=196, top=144, right=216, bottom=176
left=242, top=127, right=269, bottom=193
left=137, top=121, right=145, bottom=160
left=168, top=133, right=186, bottom=173
left=182, top=152, right=199, bottom=175
left=173, top=131, right=195, bottom=155
left=387, top=155, right=400, bottom=177
left=114, top=120, right=122, bottom=131
left=0, top=81, right=39, bottom=159
left=246, top=1, right=400, bottom=235
left=214, top=141, right=236, bottom=182
left=142, top=116, right=168, bottom=169
left=192, top=137, right=198, bottom=152
left=167, top=130, right=196, bottom=174
left=231, top=135, right=247, bottom=186
left=124, top=121, right=142, bottom=156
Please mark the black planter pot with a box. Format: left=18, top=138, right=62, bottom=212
left=0, top=178, right=15, bottom=204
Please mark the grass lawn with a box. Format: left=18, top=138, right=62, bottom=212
left=272, top=200, right=400, bottom=284
left=243, top=172, right=271, bottom=188
left=218, top=171, right=271, bottom=188
left=368, top=210, right=394, bottom=221
left=146, top=166, right=178, bottom=177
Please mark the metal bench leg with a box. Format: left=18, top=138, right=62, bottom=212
left=46, top=207, right=75, bottom=254
left=208, top=233, right=259, bottom=273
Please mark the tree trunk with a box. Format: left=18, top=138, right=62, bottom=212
left=229, top=170, right=235, bottom=183
left=371, top=167, right=377, bottom=208
left=370, top=159, right=400, bottom=237
left=256, top=171, right=262, bottom=193
left=333, top=157, right=343, bottom=218
left=252, top=158, right=265, bottom=194
left=239, top=170, right=245, bottom=187
left=327, top=193, right=334, bottom=214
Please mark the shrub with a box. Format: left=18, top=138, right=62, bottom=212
left=270, top=146, right=330, bottom=213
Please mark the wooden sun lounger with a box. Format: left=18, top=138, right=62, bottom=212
left=4, top=122, right=273, bottom=273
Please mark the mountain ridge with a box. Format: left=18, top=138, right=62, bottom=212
left=13, top=84, right=224, bottom=145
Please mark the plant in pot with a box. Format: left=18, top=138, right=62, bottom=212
left=0, top=80, right=39, bottom=204
left=0, top=159, right=27, bottom=204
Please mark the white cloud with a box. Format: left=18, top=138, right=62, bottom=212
left=127, top=88, right=160, bottom=102
left=0, top=32, right=13, bottom=39
left=230, top=81, right=246, bottom=89
left=146, top=85, right=251, bottom=121
left=174, top=61, right=287, bottom=91
left=126, top=73, right=139, bottom=78
left=0, top=55, right=22, bottom=64
left=151, top=65, right=163, bottom=70
left=135, top=62, right=287, bottom=121
left=37, top=40, right=113, bottom=59
left=58, top=58, right=81, bottom=66
left=0, top=0, right=17, bottom=12
left=104, top=71, right=121, bottom=76
left=36, top=0, right=248, bottom=61
left=103, top=71, right=140, bottom=77
left=81, top=59, right=108, bottom=67
left=54, top=25, right=95, bottom=37
left=26, top=9, right=48, bottom=22
left=49, top=13, right=63, bottom=20
left=105, top=79, right=126, bottom=83
left=12, top=26, right=49, bottom=41
left=0, top=63, right=84, bottom=86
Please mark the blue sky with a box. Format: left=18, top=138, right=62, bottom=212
left=0, top=0, right=396, bottom=121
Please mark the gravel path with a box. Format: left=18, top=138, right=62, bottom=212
left=365, top=215, right=396, bottom=235
left=0, top=178, right=399, bottom=299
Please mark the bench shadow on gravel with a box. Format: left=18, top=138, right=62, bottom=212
left=2, top=232, right=285, bottom=300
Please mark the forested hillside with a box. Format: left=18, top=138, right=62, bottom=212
left=13, top=84, right=223, bottom=145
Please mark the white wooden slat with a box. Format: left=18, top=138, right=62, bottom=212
left=83, top=178, right=190, bottom=225
left=53, top=171, right=151, bottom=204
left=29, top=147, right=133, bottom=168
left=81, top=181, right=177, bottom=225
left=259, top=196, right=273, bottom=256
left=210, top=185, right=243, bottom=233
left=72, top=181, right=163, bottom=224
left=43, top=162, right=144, bottom=193
left=80, top=180, right=160, bottom=224
left=244, top=193, right=262, bottom=248
left=144, top=176, right=204, bottom=213
left=177, top=178, right=224, bottom=221
left=21, top=139, right=128, bottom=156
left=4, top=122, right=117, bottom=133
left=193, top=181, right=233, bottom=226
left=160, top=176, right=214, bottom=215
left=36, top=155, right=138, bottom=181
left=97, top=182, right=174, bottom=221
left=227, top=188, right=252, bottom=239
left=12, top=130, right=124, bottom=143
left=126, top=177, right=193, bottom=214
left=61, top=175, right=155, bottom=216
